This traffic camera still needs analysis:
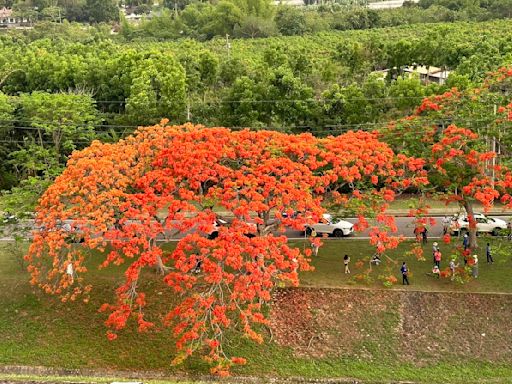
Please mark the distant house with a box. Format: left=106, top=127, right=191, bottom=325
left=0, top=8, right=15, bottom=27
left=121, top=3, right=157, bottom=24
left=402, top=65, right=451, bottom=85
left=0, top=8, right=31, bottom=29
left=372, top=65, right=451, bottom=85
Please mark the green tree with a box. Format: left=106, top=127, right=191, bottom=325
left=234, top=0, right=274, bottom=17
left=275, top=6, right=308, bottom=36
left=0, top=92, right=16, bottom=190
left=18, top=91, right=100, bottom=164
left=58, top=0, right=86, bottom=21
left=489, top=0, right=512, bottom=18
left=125, top=52, right=187, bottom=125
left=233, top=15, right=278, bottom=38
left=202, top=1, right=243, bottom=38
left=388, top=75, right=426, bottom=111
left=0, top=0, right=15, bottom=7
left=85, top=0, right=119, bottom=23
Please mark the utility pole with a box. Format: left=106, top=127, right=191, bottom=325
left=492, top=136, right=496, bottom=190
left=226, top=34, right=231, bottom=60
left=492, top=104, right=497, bottom=189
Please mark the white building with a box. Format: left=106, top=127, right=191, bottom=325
left=402, top=65, right=451, bottom=85
left=0, top=8, right=31, bottom=29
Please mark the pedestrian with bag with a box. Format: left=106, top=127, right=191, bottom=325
left=401, top=262, right=410, bottom=285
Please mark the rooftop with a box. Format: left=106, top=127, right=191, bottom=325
left=0, top=7, right=12, bottom=18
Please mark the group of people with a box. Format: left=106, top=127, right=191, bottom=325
left=401, top=229, right=498, bottom=284
left=430, top=241, right=460, bottom=280
left=308, top=223, right=497, bottom=285
left=413, top=235, right=494, bottom=283
left=414, top=215, right=457, bottom=243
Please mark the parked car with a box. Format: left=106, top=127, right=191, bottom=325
left=305, top=214, right=354, bottom=237
left=450, top=213, right=507, bottom=236
left=207, top=218, right=228, bottom=239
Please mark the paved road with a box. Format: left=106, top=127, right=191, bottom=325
left=282, top=215, right=511, bottom=239
left=2, top=215, right=511, bottom=242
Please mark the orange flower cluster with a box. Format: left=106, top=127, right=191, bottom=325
left=26, top=123, right=427, bottom=374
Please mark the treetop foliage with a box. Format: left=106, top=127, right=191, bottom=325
left=26, top=122, right=427, bottom=374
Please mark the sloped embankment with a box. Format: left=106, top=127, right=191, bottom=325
left=270, top=288, right=512, bottom=364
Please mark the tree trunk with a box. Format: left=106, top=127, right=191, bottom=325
left=463, top=199, right=478, bottom=249
left=155, top=255, right=170, bottom=275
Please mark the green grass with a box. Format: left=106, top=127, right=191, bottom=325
left=0, top=374, right=212, bottom=384
left=299, top=237, right=512, bottom=293
left=1, top=238, right=512, bottom=383
left=383, top=194, right=512, bottom=214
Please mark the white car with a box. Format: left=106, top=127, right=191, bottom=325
left=305, top=214, right=354, bottom=237
left=207, top=218, right=228, bottom=239
left=450, top=213, right=507, bottom=236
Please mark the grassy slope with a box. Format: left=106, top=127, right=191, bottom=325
left=1, top=238, right=512, bottom=383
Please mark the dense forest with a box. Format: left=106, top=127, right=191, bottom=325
left=2, top=0, right=512, bottom=38
left=0, top=18, right=512, bottom=212
left=119, top=0, right=512, bottom=40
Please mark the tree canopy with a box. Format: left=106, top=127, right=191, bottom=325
left=26, top=123, right=426, bottom=374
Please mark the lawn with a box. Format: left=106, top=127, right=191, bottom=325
left=299, top=237, right=512, bottom=293
left=0, top=374, right=211, bottom=384
left=1, top=238, right=512, bottom=383
left=376, top=194, right=510, bottom=214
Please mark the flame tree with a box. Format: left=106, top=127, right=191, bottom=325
left=26, top=123, right=425, bottom=374
left=380, top=67, right=512, bottom=249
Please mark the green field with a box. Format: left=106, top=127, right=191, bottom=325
left=1, top=238, right=512, bottom=383
left=299, top=237, right=512, bottom=292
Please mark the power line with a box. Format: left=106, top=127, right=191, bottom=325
left=0, top=115, right=503, bottom=133
left=0, top=119, right=138, bottom=129
left=91, top=95, right=451, bottom=105
left=0, top=140, right=104, bottom=145
left=0, top=122, right=506, bottom=145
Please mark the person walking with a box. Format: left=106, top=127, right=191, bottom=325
left=486, top=242, right=494, bottom=263
left=311, top=240, right=319, bottom=257
left=401, top=262, right=410, bottom=285
left=432, top=242, right=439, bottom=264
left=414, top=226, right=422, bottom=242
left=343, top=254, right=350, bottom=274
left=462, top=233, right=470, bottom=265
left=66, top=261, right=74, bottom=284
left=449, top=257, right=459, bottom=281
left=472, top=254, right=479, bottom=278
left=442, top=216, right=451, bottom=235
left=434, top=250, right=442, bottom=268
left=310, top=229, right=320, bottom=256
left=462, top=233, right=470, bottom=251
left=422, top=226, right=428, bottom=245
